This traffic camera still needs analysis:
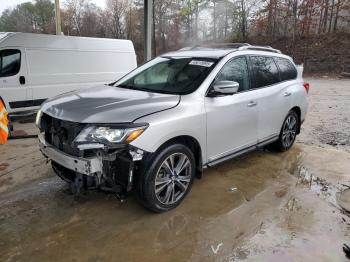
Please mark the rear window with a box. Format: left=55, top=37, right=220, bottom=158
left=275, top=57, right=297, bottom=81
left=0, top=49, right=21, bottom=77
left=250, top=56, right=280, bottom=88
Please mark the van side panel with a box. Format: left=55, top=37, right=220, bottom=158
left=0, top=33, right=137, bottom=113
left=26, top=48, right=136, bottom=102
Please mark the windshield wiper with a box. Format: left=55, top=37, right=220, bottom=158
left=117, top=84, right=176, bottom=94
left=117, top=84, right=135, bottom=89
left=117, top=84, right=151, bottom=93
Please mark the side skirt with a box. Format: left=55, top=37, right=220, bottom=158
left=205, top=135, right=279, bottom=167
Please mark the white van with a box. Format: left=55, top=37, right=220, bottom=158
left=0, top=32, right=137, bottom=114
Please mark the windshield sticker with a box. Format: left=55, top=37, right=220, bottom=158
left=189, top=60, right=214, bottom=67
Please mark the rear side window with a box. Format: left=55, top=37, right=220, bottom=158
left=275, top=57, right=297, bottom=81
left=0, top=49, right=21, bottom=77
left=250, top=56, right=280, bottom=88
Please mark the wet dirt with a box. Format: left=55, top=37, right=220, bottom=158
left=297, top=78, right=350, bottom=152
left=0, top=78, right=349, bottom=261
left=337, top=189, right=350, bottom=213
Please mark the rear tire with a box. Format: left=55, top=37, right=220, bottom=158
left=274, top=110, right=299, bottom=152
left=136, top=144, right=195, bottom=213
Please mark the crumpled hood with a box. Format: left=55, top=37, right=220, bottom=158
left=41, top=85, right=180, bottom=123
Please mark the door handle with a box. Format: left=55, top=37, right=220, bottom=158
left=19, top=76, right=25, bottom=85
left=284, top=92, right=291, bottom=97
left=247, top=101, right=257, bottom=107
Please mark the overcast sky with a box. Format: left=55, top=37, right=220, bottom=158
left=0, top=0, right=106, bottom=14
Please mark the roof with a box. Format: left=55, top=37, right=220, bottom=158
left=0, top=32, right=135, bottom=52
left=162, top=43, right=283, bottom=59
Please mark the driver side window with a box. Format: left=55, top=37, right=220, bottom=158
left=216, top=57, right=250, bottom=92
left=0, top=49, right=21, bottom=77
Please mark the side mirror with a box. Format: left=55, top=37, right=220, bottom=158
left=210, top=80, right=239, bottom=96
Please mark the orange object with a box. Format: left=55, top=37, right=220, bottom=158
left=0, top=100, right=9, bottom=145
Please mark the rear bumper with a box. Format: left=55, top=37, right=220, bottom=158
left=38, top=133, right=103, bottom=176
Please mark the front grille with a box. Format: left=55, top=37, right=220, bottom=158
left=40, top=113, right=86, bottom=156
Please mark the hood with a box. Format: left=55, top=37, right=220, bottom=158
left=41, top=85, right=180, bottom=123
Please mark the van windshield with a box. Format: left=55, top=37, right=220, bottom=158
left=114, top=57, right=217, bottom=95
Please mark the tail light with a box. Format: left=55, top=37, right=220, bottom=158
left=303, top=82, right=310, bottom=94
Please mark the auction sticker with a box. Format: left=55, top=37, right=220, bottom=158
left=189, top=60, right=214, bottom=67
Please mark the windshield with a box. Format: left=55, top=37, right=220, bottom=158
left=114, top=56, right=217, bottom=95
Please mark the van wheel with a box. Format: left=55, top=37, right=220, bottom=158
left=274, top=110, right=299, bottom=151
left=137, top=144, right=195, bottom=213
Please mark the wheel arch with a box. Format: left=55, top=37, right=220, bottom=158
left=154, top=135, right=203, bottom=179
left=290, top=106, right=301, bottom=134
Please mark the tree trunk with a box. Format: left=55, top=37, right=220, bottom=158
left=213, top=0, right=217, bottom=41
left=194, top=1, right=199, bottom=42
left=328, top=0, right=335, bottom=33
left=152, top=2, right=156, bottom=57
left=241, top=0, right=246, bottom=40
left=292, top=0, right=298, bottom=41
left=318, top=0, right=324, bottom=34
left=323, top=0, right=329, bottom=32
left=333, top=0, right=340, bottom=32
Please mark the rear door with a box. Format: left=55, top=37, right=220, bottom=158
left=249, top=55, right=293, bottom=143
left=205, top=56, right=259, bottom=163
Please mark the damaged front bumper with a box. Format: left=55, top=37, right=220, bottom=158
left=38, top=133, right=150, bottom=194
left=39, top=133, right=103, bottom=176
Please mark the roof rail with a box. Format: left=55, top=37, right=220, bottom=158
left=238, top=45, right=281, bottom=53
left=178, top=43, right=281, bottom=54
left=179, top=43, right=251, bottom=51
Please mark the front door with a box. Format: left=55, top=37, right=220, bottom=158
left=0, top=48, right=29, bottom=110
left=205, top=56, right=259, bottom=163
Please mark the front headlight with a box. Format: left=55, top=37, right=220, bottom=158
left=73, top=125, right=148, bottom=145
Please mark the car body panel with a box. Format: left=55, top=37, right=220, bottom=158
left=204, top=89, right=259, bottom=162
left=130, top=93, right=207, bottom=160
left=41, top=85, right=180, bottom=123
left=256, top=80, right=293, bottom=141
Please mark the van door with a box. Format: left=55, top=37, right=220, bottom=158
left=0, top=48, right=29, bottom=110
left=205, top=56, right=259, bottom=164
left=249, top=55, right=292, bottom=143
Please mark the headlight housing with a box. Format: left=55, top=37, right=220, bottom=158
left=73, top=124, right=148, bottom=145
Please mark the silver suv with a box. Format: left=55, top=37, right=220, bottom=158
left=37, top=44, right=308, bottom=212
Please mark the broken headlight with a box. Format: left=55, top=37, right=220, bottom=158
left=73, top=124, right=148, bottom=145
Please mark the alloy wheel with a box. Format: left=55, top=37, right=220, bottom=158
left=282, top=114, right=297, bottom=148
left=154, top=153, right=192, bottom=205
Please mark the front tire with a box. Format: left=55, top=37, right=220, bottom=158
left=274, top=110, right=299, bottom=151
left=136, top=144, right=195, bottom=213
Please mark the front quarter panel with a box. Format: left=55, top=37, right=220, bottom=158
left=130, top=93, right=207, bottom=162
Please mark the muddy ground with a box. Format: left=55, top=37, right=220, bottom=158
left=0, top=78, right=349, bottom=262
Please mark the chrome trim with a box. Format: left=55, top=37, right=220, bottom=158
left=38, top=133, right=103, bottom=176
